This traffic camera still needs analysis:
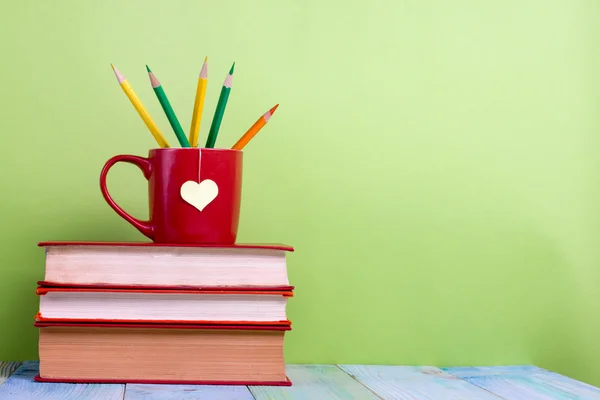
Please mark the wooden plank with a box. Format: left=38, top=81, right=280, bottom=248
left=249, top=364, right=380, bottom=399
left=444, top=366, right=600, bottom=400
left=339, top=365, right=504, bottom=399
left=0, top=362, right=21, bottom=385
left=124, top=383, right=255, bottom=400
left=443, top=366, right=545, bottom=377
left=0, top=361, right=125, bottom=400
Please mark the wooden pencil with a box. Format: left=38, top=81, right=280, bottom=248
left=146, top=65, right=190, bottom=147
left=111, top=64, right=170, bottom=148
left=205, top=62, right=235, bottom=148
left=231, top=104, right=279, bottom=150
left=189, top=57, right=208, bottom=147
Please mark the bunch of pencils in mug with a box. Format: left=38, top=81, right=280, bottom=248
left=111, top=59, right=278, bottom=150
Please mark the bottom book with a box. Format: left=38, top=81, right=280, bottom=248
left=35, top=321, right=291, bottom=386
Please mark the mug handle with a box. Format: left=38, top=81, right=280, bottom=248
left=100, top=155, right=155, bottom=240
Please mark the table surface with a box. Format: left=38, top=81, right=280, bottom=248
left=1, top=361, right=599, bottom=399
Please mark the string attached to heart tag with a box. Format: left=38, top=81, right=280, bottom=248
left=197, top=147, right=202, bottom=182
left=180, top=148, right=219, bottom=212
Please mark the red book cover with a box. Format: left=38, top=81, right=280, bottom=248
left=36, top=286, right=294, bottom=296
left=37, top=280, right=295, bottom=292
left=34, top=321, right=292, bottom=330
left=34, top=376, right=292, bottom=386
left=34, top=315, right=292, bottom=326
left=38, top=241, right=295, bottom=252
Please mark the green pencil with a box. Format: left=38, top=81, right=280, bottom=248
left=205, top=62, right=235, bottom=148
left=146, top=65, right=190, bottom=147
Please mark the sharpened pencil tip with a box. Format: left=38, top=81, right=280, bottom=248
left=204, top=56, right=208, bottom=63
left=229, top=62, right=235, bottom=75
left=146, top=65, right=152, bottom=73
left=148, top=69, right=160, bottom=88
left=269, top=104, right=279, bottom=114
left=111, top=64, right=126, bottom=84
left=200, top=59, right=208, bottom=79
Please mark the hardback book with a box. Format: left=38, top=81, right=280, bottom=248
left=36, top=287, right=292, bottom=325
left=35, top=321, right=291, bottom=385
left=38, top=241, right=294, bottom=289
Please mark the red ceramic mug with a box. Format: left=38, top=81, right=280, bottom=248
left=100, top=148, right=243, bottom=244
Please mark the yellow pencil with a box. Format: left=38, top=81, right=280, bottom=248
left=188, top=57, right=208, bottom=147
left=111, top=64, right=170, bottom=148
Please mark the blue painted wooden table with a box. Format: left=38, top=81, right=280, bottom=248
left=1, top=361, right=599, bottom=399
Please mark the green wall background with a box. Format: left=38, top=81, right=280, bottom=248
left=1, top=0, right=599, bottom=386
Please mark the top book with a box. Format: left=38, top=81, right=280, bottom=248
left=38, top=242, right=294, bottom=290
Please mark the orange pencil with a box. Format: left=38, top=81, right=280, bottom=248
left=231, top=104, right=279, bottom=150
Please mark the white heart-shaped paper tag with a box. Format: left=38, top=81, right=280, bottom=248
left=180, top=179, right=219, bottom=211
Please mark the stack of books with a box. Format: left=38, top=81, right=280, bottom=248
left=34, top=241, right=294, bottom=385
